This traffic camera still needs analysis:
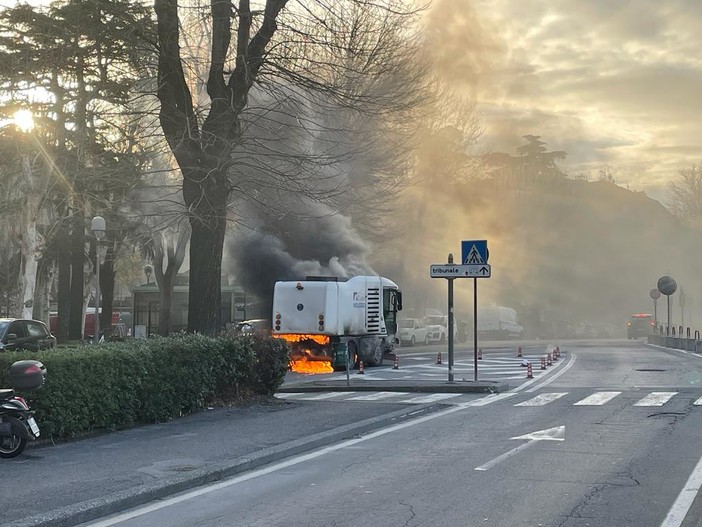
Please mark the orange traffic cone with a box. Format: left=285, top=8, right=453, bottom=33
left=393, top=356, right=399, bottom=369
left=436, top=352, right=442, bottom=364
left=526, top=362, right=533, bottom=379
left=358, top=361, right=365, bottom=374
left=517, top=346, right=522, bottom=358
left=478, top=348, right=483, bottom=360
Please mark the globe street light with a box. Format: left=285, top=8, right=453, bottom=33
left=91, top=216, right=106, bottom=342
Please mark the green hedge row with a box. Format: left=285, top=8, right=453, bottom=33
left=0, top=333, right=290, bottom=440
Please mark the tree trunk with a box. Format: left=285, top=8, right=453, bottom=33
left=57, top=227, right=71, bottom=342
left=20, top=220, right=42, bottom=319
left=32, top=257, right=52, bottom=325
left=159, top=272, right=173, bottom=336
left=187, top=216, right=225, bottom=335
left=69, top=213, right=85, bottom=339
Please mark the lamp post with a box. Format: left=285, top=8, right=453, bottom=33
left=144, top=264, right=153, bottom=285
left=91, top=216, right=106, bottom=342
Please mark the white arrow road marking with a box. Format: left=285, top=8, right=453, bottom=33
left=515, top=393, right=568, bottom=406
left=634, top=392, right=678, bottom=406
left=475, top=426, right=565, bottom=471
left=694, top=396, right=702, bottom=406
left=574, top=391, right=621, bottom=405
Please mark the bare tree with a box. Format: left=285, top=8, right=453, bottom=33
left=668, top=165, right=702, bottom=231
left=155, top=0, right=428, bottom=334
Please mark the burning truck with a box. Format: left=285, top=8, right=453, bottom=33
left=272, top=275, right=403, bottom=373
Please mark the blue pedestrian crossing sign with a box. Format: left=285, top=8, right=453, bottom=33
left=461, top=240, right=489, bottom=265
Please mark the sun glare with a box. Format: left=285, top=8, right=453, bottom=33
left=13, top=109, right=34, bottom=133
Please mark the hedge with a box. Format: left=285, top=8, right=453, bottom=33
left=0, top=333, right=290, bottom=440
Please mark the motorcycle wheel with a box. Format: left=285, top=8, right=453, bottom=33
left=0, top=418, right=27, bottom=458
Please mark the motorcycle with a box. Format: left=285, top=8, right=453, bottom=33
left=0, top=360, right=46, bottom=458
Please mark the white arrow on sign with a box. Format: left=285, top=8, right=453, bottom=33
left=475, top=426, right=564, bottom=471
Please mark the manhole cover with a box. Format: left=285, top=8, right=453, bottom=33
left=636, top=368, right=667, bottom=372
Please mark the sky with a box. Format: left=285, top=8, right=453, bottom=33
left=426, top=0, right=702, bottom=201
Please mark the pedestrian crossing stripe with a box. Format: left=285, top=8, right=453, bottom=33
left=277, top=390, right=692, bottom=408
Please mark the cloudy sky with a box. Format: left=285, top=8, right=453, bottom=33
left=426, top=0, right=702, bottom=201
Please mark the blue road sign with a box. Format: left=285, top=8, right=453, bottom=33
left=461, top=240, right=489, bottom=265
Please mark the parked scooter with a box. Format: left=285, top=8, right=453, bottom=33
left=0, top=360, right=46, bottom=458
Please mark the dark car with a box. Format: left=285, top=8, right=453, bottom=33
left=0, top=318, right=57, bottom=351
left=627, top=313, right=654, bottom=339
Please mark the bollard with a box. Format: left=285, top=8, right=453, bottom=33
left=517, top=346, right=523, bottom=358
left=478, top=348, right=483, bottom=360
left=547, top=353, right=552, bottom=366
left=540, top=356, right=546, bottom=370
left=526, top=362, right=533, bottom=379
left=358, top=360, right=365, bottom=374
left=436, top=352, right=442, bottom=365
left=393, top=355, right=399, bottom=369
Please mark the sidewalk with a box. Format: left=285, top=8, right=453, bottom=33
left=2, top=397, right=444, bottom=527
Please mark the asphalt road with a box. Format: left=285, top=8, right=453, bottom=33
left=80, top=340, right=702, bottom=527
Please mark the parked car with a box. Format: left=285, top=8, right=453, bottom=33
left=234, top=319, right=271, bottom=335
left=398, top=318, right=428, bottom=346
left=0, top=319, right=57, bottom=351
left=423, top=314, right=458, bottom=343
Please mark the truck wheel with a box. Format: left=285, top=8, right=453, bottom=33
left=367, top=343, right=384, bottom=367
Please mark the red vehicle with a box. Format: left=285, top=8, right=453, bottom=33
left=627, top=313, right=654, bottom=339
left=49, top=312, right=120, bottom=339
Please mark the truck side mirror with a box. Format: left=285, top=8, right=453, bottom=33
left=395, top=291, right=403, bottom=311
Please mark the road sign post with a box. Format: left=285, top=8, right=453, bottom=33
left=430, top=240, right=490, bottom=383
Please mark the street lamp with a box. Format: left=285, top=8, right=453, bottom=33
left=144, top=264, right=153, bottom=285
left=91, top=216, right=106, bottom=343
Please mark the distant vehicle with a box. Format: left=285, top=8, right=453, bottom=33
left=627, top=313, right=654, bottom=339
left=398, top=318, right=428, bottom=346
left=423, top=314, right=458, bottom=343
left=234, top=319, right=271, bottom=335
left=0, top=319, right=56, bottom=351
left=478, top=306, right=524, bottom=340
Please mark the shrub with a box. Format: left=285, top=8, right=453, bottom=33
left=0, top=334, right=288, bottom=440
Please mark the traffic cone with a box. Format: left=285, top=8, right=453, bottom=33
left=547, top=353, right=552, bottom=366
left=436, top=352, right=442, bottom=364
left=526, top=362, right=533, bottom=379
left=552, top=349, right=558, bottom=362
left=393, top=356, right=399, bottom=369
left=358, top=360, right=365, bottom=374
left=556, top=346, right=561, bottom=357
left=517, top=346, right=522, bottom=358
left=478, top=348, right=483, bottom=360
left=540, top=356, right=546, bottom=370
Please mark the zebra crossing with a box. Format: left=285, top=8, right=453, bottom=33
left=277, top=390, right=702, bottom=408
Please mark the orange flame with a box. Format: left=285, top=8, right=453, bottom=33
left=276, top=334, right=334, bottom=374
left=275, top=334, right=330, bottom=345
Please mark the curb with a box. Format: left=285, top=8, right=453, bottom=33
left=6, top=403, right=446, bottom=527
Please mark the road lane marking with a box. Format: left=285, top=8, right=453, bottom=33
left=83, top=402, right=484, bottom=526
left=515, top=393, right=568, bottom=406
left=293, top=392, right=354, bottom=400
left=459, top=393, right=517, bottom=406
left=634, top=392, right=678, bottom=406
left=401, top=393, right=463, bottom=404
left=661, top=449, right=702, bottom=527
left=574, top=391, right=621, bottom=405
left=694, top=396, right=702, bottom=406
left=475, top=441, right=535, bottom=471
left=523, top=353, right=576, bottom=393
left=347, top=392, right=409, bottom=401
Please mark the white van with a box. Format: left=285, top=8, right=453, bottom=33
left=478, top=306, right=524, bottom=340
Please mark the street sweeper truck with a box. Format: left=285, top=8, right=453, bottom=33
left=272, top=275, right=403, bottom=372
